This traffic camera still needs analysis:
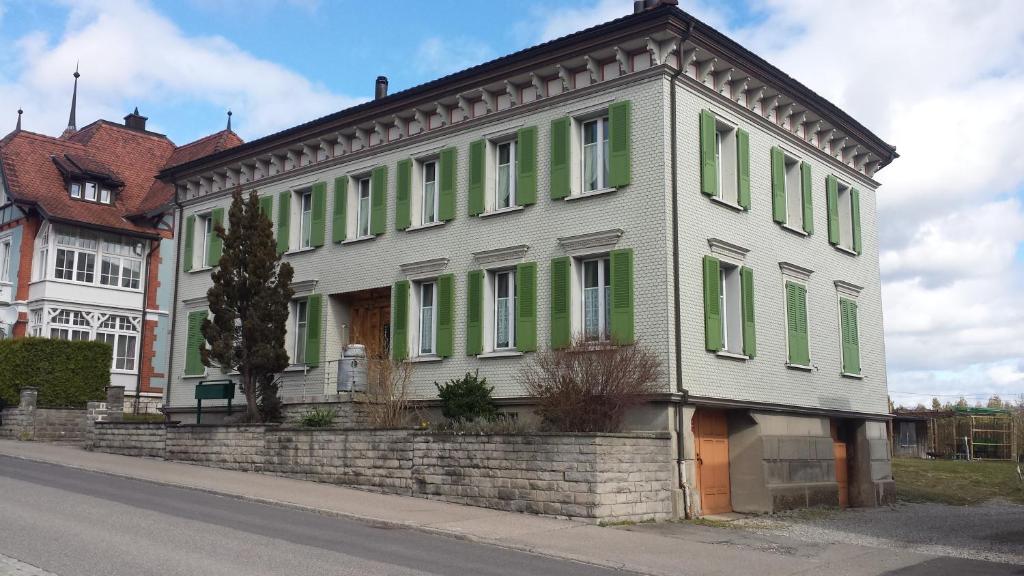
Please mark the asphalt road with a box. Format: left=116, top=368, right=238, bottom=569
left=0, top=456, right=634, bottom=576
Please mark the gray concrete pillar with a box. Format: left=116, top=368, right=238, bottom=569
left=19, top=388, right=37, bottom=410
left=106, top=386, right=125, bottom=421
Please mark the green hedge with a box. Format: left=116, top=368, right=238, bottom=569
left=0, top=338, right=111, bottom=408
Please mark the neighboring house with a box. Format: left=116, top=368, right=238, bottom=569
left=0, top=72, right=242, bottom=409
left=160, top=1, right=898, bottom=514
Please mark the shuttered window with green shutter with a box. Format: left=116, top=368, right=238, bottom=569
left=786, top=282, right=810, bottom=366
left=550, top=257, right=572, bottom=348
left=826, top=175, right=840, bottom=245
left=439, top=147, right=457, bottom=221
left=466, top=270, right=484, bottom=356
left=800, top=163, right=813, bottom=235
left=259, top=195, right=273, bottom=221
left=208, top=207, right=224, bottom=266
left=771, top=146, right=786, bottom=224
left=436, top=274, right=454, bottom=357
left=310, top=182, right=326, bottom=247
left=395, top=159, right=412, bottom=231
left=370, top=166, right=388, bottom=236
left=392, top=281, right=409, bottom=361
left=184, top=310, right=207, bottom=376
left=515, top=262, right=537, bottom=352
left=840, top=298, right=861, bottom=375
left=468, top=140, right=486, bottom=216
left=700, top=110, right=718, bottom=197
left=332, top=176, right=348, bottom=243
left=183, top=215, right=195, bottom=272
left=607, top=101, right=631, bottom=188
left=609, top=249, right=634, bottom=344
left=516, top=127, right=537, bottom=206
left=703, top=255, right=722, bottom=351
left=851, top=188, right=862, bottom=254
left=304, top=294, right=322, bottom=367
left=737, top=128, right=751, bottom=210
left=740, top=266, right=756, bottom=358
left=277, top=191, right=290, bottom=255
left=550, top=117, right=571, bottom=199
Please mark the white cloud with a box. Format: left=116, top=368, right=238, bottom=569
left=414, top=36, right=493, bottom=78
left=0, top=0, right=361, bottom=142
left=535, top=0, right=1024, bottom=398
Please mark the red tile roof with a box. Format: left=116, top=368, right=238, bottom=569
left=0, top=122, right=242, bottom=236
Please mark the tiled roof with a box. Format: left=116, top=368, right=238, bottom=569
left=0, top=122, right=243, bottom=235
left=164, top=129, right=243, bottom=169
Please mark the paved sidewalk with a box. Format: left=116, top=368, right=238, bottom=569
left=0, top=553, right=57, bottom=576
left=0, top=440, right=976, bottom=576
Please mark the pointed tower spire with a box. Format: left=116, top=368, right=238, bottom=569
left=226, top=109, right=232, bottom=131
left=62, top=63, right=80, bottom=138
left=15, top=108, right=22, bottom=132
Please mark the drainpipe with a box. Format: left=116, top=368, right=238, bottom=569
left=133, top=237, right=160, bottom=414
left=163, top=200, right=184, bottom=422
left=669, top=27, right=692, bottom=518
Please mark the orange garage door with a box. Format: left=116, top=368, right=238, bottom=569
left=696, top=410, right=731, bottom=515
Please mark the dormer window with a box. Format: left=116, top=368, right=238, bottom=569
left=68, top=181, right=113, bottom=205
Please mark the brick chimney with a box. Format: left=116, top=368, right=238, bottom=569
left=124, top=107, right=148, bottom=131
left=634, top=0, right=677, bottom=13
left=375, top=76, right=388, bottom=100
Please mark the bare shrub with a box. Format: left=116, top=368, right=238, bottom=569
left=365, top=357, right=415, bottom=429
left=521, top=337, right=662, bottom=433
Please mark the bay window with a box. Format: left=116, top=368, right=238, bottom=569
left=48, top=226, right=145, bottom=290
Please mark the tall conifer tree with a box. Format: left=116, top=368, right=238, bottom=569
left=201, top=188, right=294, bottom=421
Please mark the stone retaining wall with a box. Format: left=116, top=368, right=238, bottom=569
left=89, top=423, right=674, bottom=523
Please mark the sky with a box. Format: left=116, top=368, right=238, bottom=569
left=1, top=0, right=1022, bottom=408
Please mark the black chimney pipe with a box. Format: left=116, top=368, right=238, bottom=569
left=375, top=76, right=388, bottom=100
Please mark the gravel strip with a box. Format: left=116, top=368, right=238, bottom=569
left=733, top=500, right=1024, bottom=565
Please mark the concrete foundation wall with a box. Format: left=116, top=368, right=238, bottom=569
left=849, top=419, right=896, bottom=507
left=91, top=423, right=673, bottom=523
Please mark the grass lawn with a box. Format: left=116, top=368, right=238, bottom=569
left=894, top=458, right=1024, bottom=505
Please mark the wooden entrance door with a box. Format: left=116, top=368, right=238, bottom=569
left=831, top=421, right=849, bottom=508
left=347, top=288, right=391, bottom=387
left=695, top=410, right=731, bottom=515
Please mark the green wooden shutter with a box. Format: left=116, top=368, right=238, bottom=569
left=699, top=109, right=717, bottom=196
left=304, top=294, right=322, bottom=367
left=466, top=270, right=484, bottom=356
left=607, top=100, right=631, bottom=188
left=516, top=126, right=538, bottom=206
left=851, top=188, right=862, bottom=255
left=703, top=255, right=722, bottom=352
left=550, top=117, right=571, bottom=199
left=609, top=248, right=634, bottom=344
left=826, top=175, right=840, bottom=245
left=550, top=257, right=572, bottom=348
left=277, top=191, right=290, bottom=255
left=439, top=147, right=457, bottom=221
left=184, top=310, right=206, bottom=375
left=841, top=298, right=861, bottom=374
left=800, top=162, right=813, bottom=235
left=771, top=146, right=786, bottom=224
left=332, top=176, right=348, bottom=243
left=259, top=195, right=273, bottom=220
left=740, top=266, right=756, bottom=358
left=183, top=215, right=195, bottom=272
left=737, top=128, right=751, bottom=210
left=310, top=182, right=326, bottom=247
left=395, top=159, right=412, bottom=231
left=515, top=262, right=537, bottom=352
left=371, top=166, right=388, bottom=236
left=436, top=273, right=454, bottom=357
left=786, top=282, right=809, bottom=366
left=468, top=139, right=485, bottom=216
left=208, top=207, right=224, bottom=265
left=392, top=280, right=409, bottom=361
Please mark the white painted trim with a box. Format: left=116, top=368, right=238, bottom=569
left=477, top=351, right=524, bottom=359
left=399, top=257, right=449, bottom=280
left=291, top=279, right=318, bottom=296
left=340, top=235, right=375, bottom=245
left=405, top=221, right=445, bottom=233
left=406, top=355, right=442, bottom=363
left=472, top=245, right=529, bottom=267
left=478, top=205, right=525, bottom=219
left=565, top=187, right=617, bottom=201
left=779, top=261, right=813, bottom=282
left=834, top=280, right=863, bottom=298
left=709, top=196, right=744, bottom=212
left=707, top=238, right=749, bottom=264
left=786, top=363, right=813, bottom=372
left=715, top=350, right=749, bottom=361
left=558, top=229, right=623, bottom=257
left=781, top=223, right=809, bottom=237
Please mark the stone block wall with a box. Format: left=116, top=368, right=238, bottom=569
left=0, top=388, right=95, bottom=442
left=90, top=424, right=674, bottom=523
left=92, top=422, right=166, bottom=458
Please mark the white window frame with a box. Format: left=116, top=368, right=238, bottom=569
left=490, top=269, right=516, bottom=351
left=579, top=256, right=611, bottom=342
left=580, top=116, right=610, bottom=193
left=69, top=182, right=82, bottom=199
left=293, top=299, right=308, bottom=365
left=45, top=226, right=144, bottom=290
left=196, top=213, right=213, bottom=268
left=354, top=176, right=372, bottom=238
left=96, top=315, right=139, bottom=372
left=783, top=152, right=804, bottom=229
left=719, top=262, right=743, bottom=355
left=414, top=280, right=437, bottom=357
left=421, top=159, right=439, bottom=225
left=0, top=238, right=11, bottom=283
left=297, top=189, right=313, bottom=249
left=836, top=180, right=854, bottom=251
left=494, top=140, right=517, bottom=211
left=712, top=117, right=739, bottom=205
left=50, top=309, right=91, bottom=341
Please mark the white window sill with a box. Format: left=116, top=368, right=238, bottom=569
left=0, top=281, right=12, bottom=287
left=834, top=245, right=858, bottom=256
left=284, top=247, right=317, bottom=256
left=407, top=355, right=443, bottom=363
left=565, top=187, right=617, bottom=201
left=190, top=266, right=213, bottom=274
left=710, top=196, right=744, bottom=212
left=715, top=350, right=749, bottom=361
left=786, top=363, right=813, bottom=372
left=341, top=235, right=376, bottom=245
left=479, top=206, right=524, bottom=218
left=841, top=372, right=864, bottom=380
left=477, top=350, right=523, bottom=359
left=406, top=221, right=445, bottom=232
left=42, top=277, right=145, bottom=292
left=182, top=372, right=207, bottom=379
left=781, top=224, right=809, bottom=237
left=284, top=364, right=312, bottom=373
